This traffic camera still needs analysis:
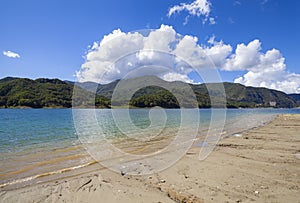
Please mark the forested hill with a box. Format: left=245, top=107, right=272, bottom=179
left=0, top=76, right=298, bottom=108
left=0, top=77, right=110, bottom=108
left=288, top=94, right=300, bottom=106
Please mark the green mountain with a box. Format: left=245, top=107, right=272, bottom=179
left=288, top=94, right=300, bottom=106
left=0, top=76, right=298, bottom=108
left=0, top=77, right=72, bottom=108
left=0, top=77, right=110, bottom=108
left=222, top=82, right=296, bottom=108
left=94, top=76, right=297, bottom=108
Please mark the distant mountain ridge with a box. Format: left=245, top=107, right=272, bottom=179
left=0, top=76, right=299, bottom=108
left=288, top=94, right=300, bottom=106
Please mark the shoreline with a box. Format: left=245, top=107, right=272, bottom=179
left=1, top=107, right=300, bottom=109
left=1, top=114, right=300, bottom=202
left=0, top=112, right=275, bottom=190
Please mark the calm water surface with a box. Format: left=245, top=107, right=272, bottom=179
left=0, top=108, right=299, bottom=188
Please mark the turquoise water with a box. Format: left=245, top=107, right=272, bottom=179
left=0, top=108, right=299, bottom=188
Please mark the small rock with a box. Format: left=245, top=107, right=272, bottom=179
left=160, top=179, right=166, bottom=183
left=254, top=190, right=259, bottom=194
left=120, top=165, right=126, bottom=176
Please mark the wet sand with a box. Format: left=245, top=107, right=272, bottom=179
left=0, top=114, right=299, bottom=202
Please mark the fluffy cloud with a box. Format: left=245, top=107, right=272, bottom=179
left=78, top=30, right=144, bottom=83
left=77, top=25, right=300, bottom=93
left=3, top=50, right=20, bottom=58
left=137, top=25, right=176, bottom=60
left=234, top=71, right=300, bottom=93
left=204, top=37, right=232, bottom=68
left=77, top=25, right=230, bottom=84
left=222, top=39, right=300, bottom=93
left=167, top=0, right=213, bottom=24
left=223, top=40, right=261, bottom=71
left=162, top=72, right=194, bottom=83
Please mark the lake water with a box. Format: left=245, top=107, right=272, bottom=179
left=0, top=108, right=299, bottom=188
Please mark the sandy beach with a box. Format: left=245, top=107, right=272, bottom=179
left=0, top=114, right=299, bottom=203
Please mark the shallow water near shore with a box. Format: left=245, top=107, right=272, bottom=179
left=0, top=108, right=299, bottom=189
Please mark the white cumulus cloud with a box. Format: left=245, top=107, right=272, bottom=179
left=224, top=40, right=300, bottom=93
left=136, top=25, right=176, bottom=61
left=167, top=0, right=213, bottom=24
left=3, top=50, right=20, bottom=58
left=78, top=30, right=144, bottom=83
left=162, top=72, right=194, bottom=83
left=223, top=39, right=261, bottom=71
left=77, top=25, right=232, bottom=84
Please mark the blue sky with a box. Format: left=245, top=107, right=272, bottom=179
left=0, top=0, right=299, bottom=93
